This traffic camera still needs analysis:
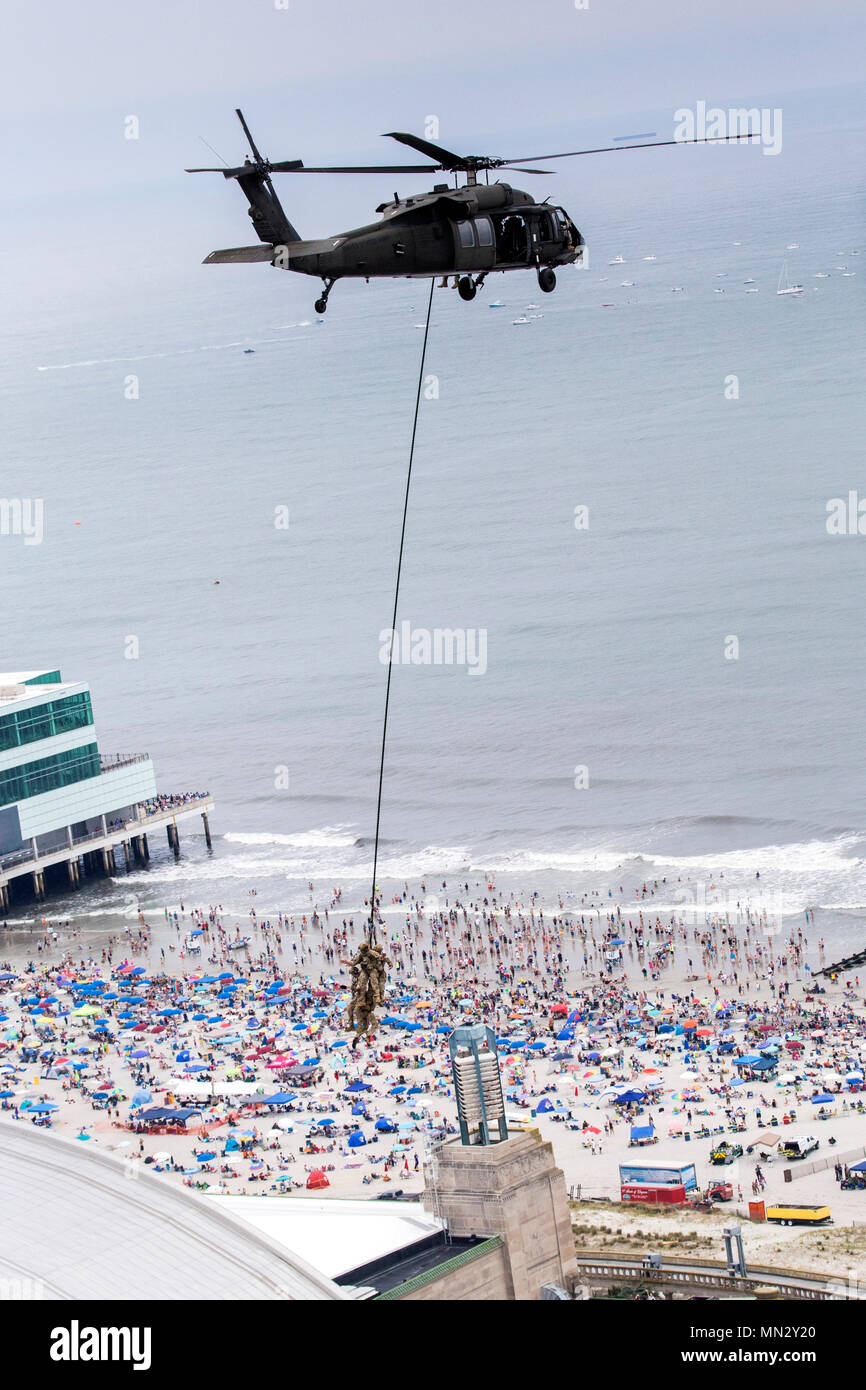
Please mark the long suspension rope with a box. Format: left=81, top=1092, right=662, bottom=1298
left=367, top=277, right=436, bottom=944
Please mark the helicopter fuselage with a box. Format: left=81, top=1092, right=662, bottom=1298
left=276, top=182, right=583, bottom=282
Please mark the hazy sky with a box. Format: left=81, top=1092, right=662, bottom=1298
left=6, top=0, right=865, bottom=115
left=4, top=0, right=864, bottom=198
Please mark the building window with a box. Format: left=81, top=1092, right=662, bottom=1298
left=0, top=692, right=94, bottom=752
left=456, top=220, right=475, bottom=249
left=474, top=217, right=494, bottom=247
left=0, top=743, right=102, bottom=808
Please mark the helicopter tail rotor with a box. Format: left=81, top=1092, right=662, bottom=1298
left=187, top=109, right=304, bottom=247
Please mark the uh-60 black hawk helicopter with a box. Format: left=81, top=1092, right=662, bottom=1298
left=188, top=110, right=756, bottom=315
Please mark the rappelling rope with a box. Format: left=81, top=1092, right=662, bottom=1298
left=367, top=277, right=436, bottom=947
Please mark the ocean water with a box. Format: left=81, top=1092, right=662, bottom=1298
left=2, top=89, right=865, bottom=946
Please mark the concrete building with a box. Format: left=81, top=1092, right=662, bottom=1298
left=0, top=1119, right=575, bottom=1301
left=413, top=1130, right=578, bottom=1300
left=0, top=669, right=213, bottom=909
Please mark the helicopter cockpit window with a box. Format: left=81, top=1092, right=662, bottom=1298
left=456, top=220, right=475, bottom=249
left=473, top=217, right=494, bottom=247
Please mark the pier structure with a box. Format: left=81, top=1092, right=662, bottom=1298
left=0, top=794, right=215, bottom=911
left=0, top=668, right=213, bottom=911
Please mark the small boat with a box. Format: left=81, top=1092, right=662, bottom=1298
left=714, top=287, right=726, bottom=293
left=670, top=286, right=684, bottom=292
left=813, top=272, right=830, bottom=278
left=643, top=254, right=656, bottom=261
left=512, top=315, right=529, bottom=324
left=733, top=241, right=742, bottom=246
left=745, top=287, right=759, bottom=293
left=608, top=255, right=625, bottom=264
left=243, top=348, right=255, bottom=354
left=744, top=278, right=756, bottom=283
left=525, top=302, right=539, bottom=309
left=620, top=280, right=634, bottom=287
left=786, top=242, right=799, bottom=249
left=842, top=272, right=856, bottom=277
left=776, top=262, right=803, bottom=296
left=488, top=300, right=504, bottom=307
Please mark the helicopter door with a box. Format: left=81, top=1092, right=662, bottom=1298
left=496, top=214, right=529, bottom=266
left=453, top=218, right=490, bottom=271
left=531, top=211, right=557, bottom=262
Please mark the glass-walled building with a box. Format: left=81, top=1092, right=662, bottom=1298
left=0, top=670, right=157, bottom=858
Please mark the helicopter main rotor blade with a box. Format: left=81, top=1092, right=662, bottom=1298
left=185, top=161, right=304, bottom=177
left=504, top=133, right=762, bottom=162
left=235, top=108, right=265, bottom=164
left=383, top=131, right=467, bottom=168
left=501, top=166, right=553, bottom=175
left=268, top=163, right=444, bottom=174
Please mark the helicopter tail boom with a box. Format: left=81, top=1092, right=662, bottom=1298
left=236, top=167, right=303, bottom=247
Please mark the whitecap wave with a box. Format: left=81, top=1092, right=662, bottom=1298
left=223, top=825, right=358, bottom=849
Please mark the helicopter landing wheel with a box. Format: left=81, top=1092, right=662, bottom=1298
left=314, top=277, right=335, bottom=315
left=457, top=276, right=477, bottom=302
left=538, top=267, right=557, bottom=294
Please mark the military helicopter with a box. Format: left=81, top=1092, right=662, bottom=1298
left=188, top=110, right=755, bottom=314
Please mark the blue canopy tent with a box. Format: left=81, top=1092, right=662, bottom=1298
left=630, top=1124, right=655, bottom=1143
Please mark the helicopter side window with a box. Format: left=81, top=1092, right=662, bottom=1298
left=473, top=217, right=494, bottom=247
left=456, top=220, right=475, bottom=249
left=537, top=213, right=553, bottom=241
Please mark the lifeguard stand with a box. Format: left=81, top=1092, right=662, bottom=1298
left=449, top=1023, right=508, bottom=1145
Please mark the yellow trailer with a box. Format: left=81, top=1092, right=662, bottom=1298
left=765, top=1203, right=831, bottom=1226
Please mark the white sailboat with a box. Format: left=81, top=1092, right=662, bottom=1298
left=777, top=262, right=804, bottom=296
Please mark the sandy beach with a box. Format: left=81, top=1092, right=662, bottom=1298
left=3, top=871, right=866, bottom=1280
